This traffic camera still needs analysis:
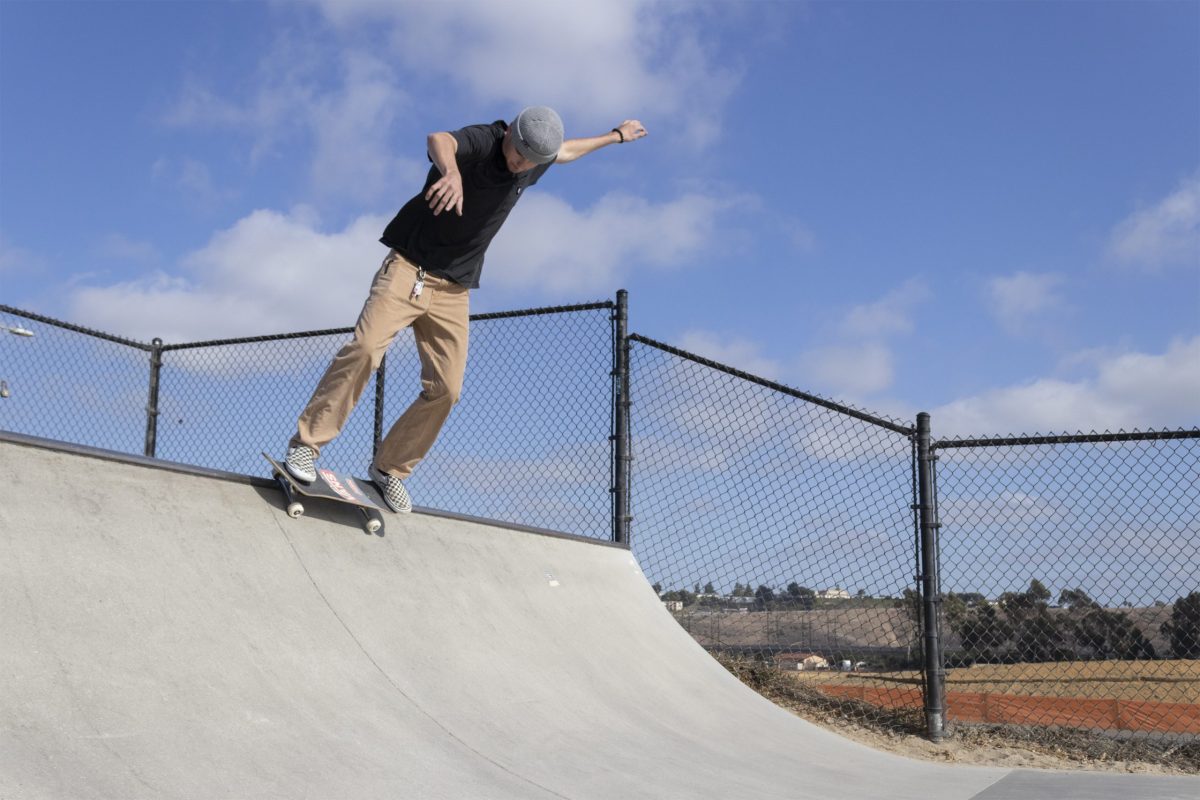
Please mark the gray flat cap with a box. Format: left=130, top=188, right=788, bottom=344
left=512, top=106, right=563, bottom=165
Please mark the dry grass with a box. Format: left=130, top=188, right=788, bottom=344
left=791, top=660, right=1200, bottom=704
left=715, top=653, right=1200, bottom=774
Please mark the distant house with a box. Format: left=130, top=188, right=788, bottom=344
left=663, top=600, right=684, bottom=612
left=773, top=652, right=830, bottom=671
left=817, top=588, right=851, bottom=600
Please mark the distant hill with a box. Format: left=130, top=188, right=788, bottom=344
left=674, top=607, right=917, bottom=650
left=671, top=604, right=1180, bottom=657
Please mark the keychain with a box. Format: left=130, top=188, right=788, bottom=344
left=411, top=267, right=426, bottom=299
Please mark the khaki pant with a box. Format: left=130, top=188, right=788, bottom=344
left=291, top=249, right=469, bottom=479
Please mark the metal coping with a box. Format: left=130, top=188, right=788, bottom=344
left=1, top=301, right=614, bottom=353
left=628, top=333, right=915, bottom=437
left=932, top=428, right=1200, bottom=450
left=0, top=430, right=628, bottom=551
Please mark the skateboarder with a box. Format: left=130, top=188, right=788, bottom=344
left=284, top=107, right=648, bottom=513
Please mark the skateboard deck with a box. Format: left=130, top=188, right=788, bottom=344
left=262, top=453, right=388, bottom=535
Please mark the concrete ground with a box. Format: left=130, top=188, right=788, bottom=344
left=1, top=434, right=1196, bottom=799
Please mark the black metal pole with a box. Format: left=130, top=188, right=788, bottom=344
left=144, top=338, right=163, bottom=458
left=916, top=412, right=946, bottom=741
left=373, top=354, right=387, bottom=459
left=612, top=290, right=631, bottom=546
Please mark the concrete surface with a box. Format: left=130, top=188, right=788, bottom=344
left=1, top=436, right=1196, bottom=799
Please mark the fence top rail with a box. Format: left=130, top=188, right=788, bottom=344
left=1, top=304, right=152, bottom=351
left=470, top=300, right=614, bottom=322
left=0, top=299, right=614, bottom=354
left=160, top=327, right=355, bottom=352
left=932, top=428, right=1200, bottom=450
left=157, top=301, right=617, bottom=350
left=628, top=333, right=915, bottom=436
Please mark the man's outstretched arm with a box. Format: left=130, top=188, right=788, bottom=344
left=556, top=119, right=648, bottom=164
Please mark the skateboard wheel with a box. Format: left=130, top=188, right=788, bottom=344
left=365, top=518, right=382, bottom=534
left=287, top=502, right=304, bottom=518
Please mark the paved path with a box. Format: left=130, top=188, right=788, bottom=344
left=1, top=436, right=1196, bottom=799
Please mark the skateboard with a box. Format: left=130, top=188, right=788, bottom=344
left=262, top=453, right=388, bottom=535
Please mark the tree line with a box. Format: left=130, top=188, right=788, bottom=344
left=909, top=581, right=1200, bottom=662
left=655, top=582, right=838, bottom=611
left=656, top=579, right=1200, bottom=661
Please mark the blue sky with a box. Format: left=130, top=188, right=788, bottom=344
left=2, top=0, right=1198, bottom=438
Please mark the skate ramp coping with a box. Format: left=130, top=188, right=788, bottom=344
left=1, top=433, right=1197, bottom=799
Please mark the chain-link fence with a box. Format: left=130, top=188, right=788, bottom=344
left=627, top=335, right=930, bottom=732
left=932, top=431, right=1200, bottom=742
left=5, top=300, right=1199, bottom=752
left=1, top=301, right=620, bottom=539
left=1, top=308, right=152, bottom=454
left=626, top=333, right=1200, bottom=755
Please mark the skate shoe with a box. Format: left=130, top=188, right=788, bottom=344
left=370, top=465, right=413, bottom=514
left=284, top=444, right=317, bottom=484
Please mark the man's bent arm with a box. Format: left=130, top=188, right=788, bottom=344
left=557, top=119, right=647, bottom=164
left=426, top=132, right=463, bottom=216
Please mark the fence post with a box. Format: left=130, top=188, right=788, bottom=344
left=373, top=354, right=387, bottom=459
left=144, top=338, right=163, bottom=458
left=916, top=411, right=946, bottom=741
left=612, top=290, right=631, bottom=546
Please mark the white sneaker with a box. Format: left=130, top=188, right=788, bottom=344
left=285, top=445, right=317, bottom=484
left=370, top=465, right=413, bottom=514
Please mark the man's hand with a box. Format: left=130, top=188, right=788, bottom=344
left=614, top=119, right=647, bottom=143
left=426, top=132, right=464, bottom=216
left=426, top=171, right=463, bottom=217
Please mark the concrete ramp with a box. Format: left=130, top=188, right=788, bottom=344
left=1, top=436, right=1196, bottom=799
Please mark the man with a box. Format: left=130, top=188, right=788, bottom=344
left=284, top=106, right=648, bottom=513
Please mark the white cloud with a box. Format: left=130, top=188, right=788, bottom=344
left=306, top=53, right=425, bottom=201
left=164, top=50, right=314, bottom=161
left=94, top=234, right=161, bottom=266
left=793, top=420, right=912, bottom=464
left=799, top=341, right=894, bottom=397
left=308, top=0, right=740, bottom=149
left=1108, top=174, right=1200, bottom=271
left=484, top=191, right=725, bottom=296
left=68, top=208, right=390, bottom=343
left=986, top=271, right=1066, bottom=334
left=840, top=279, right=930, bottom=338
left=932, top=336, right=1200, bottom=436
left=0, top=233, right=45, bottom=278
left=627, top=340, right=784, bottom=456
left=164, top=40, right=419, bottom=204
left=65, top=185, right=718, bottom=341
left=798, top=279, right=930, bottom=400
left=631, top=434, right=732, bottom=476
left=786, top=221, right=817, bottom=254
left=151, top=157, right=238, bottom=211
left=675, top=330, right=782, bottom=381
left=936, top=491, right=1067, bottom=529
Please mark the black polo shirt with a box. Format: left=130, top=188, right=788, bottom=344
left=380, top=120, right=553, bottom=289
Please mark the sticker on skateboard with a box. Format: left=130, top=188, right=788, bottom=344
left=262, top=452, right=388, bottom=535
